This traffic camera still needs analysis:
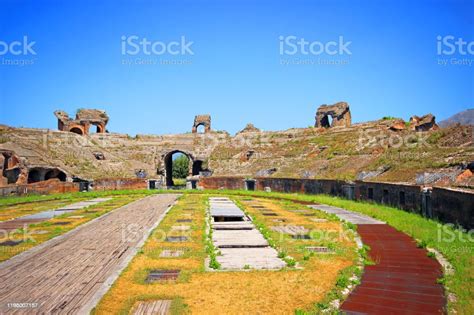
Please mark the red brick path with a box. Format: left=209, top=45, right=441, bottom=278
left=341, top=224, right=446, bottom=314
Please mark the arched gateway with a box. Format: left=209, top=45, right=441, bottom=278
left=163, top=150, right=204, bottom=187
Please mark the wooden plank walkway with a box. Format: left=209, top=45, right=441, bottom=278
left=0, top=194, right=178, bottom=314
left=310, top=204, right=446, bottom=314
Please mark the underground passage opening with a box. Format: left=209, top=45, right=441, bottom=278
left=28, top=168, right=67, bottom=184
left=146, top=269, right=180, bottom=282
left=45, top=169, right=67, bottom=181
left=165, top=236, right=188, bottom=242
left=192, top=160, right=203, bottom=176
left=245, top=180, right=256, bottom=191
left=69, top=127, right=83, bottom=135
left=213, top=216, right=244, bottom=222
left=27, top=169, right=42, bottom=183
left=164, top=151, right=190, bottom=187
left=5, top=169, right=20, bottom=184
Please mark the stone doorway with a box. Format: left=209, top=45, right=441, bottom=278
left=164, top=151, right=192, bottom=187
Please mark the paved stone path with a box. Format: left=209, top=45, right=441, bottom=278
left=209, top=197, right=285, bottom=270
left=0, top=198, right=112, bottom=231
left=0, top=194, right=178, bottom=314
left=309, top=204, right=384, bottom=225
left=310, top=204, right=445, bottom=314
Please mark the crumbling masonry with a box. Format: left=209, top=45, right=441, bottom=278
left=315, top=102, right=352, bottom=128
left=55, top=109, right=109, bottom=135
left=192, top=114, right=211, bottom=133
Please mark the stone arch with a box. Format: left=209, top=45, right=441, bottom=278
left=28, top=169, right=42, bottom=183
left=315, top=102, right=351, bottom=128
left=192, top=160, right=203, bottom=175
left=195, top=124, right=206, bottom=134
left=192, top=115, right=211, bottom=133
left=44, top=169, right=67, bottom=181
left=89, top=123, right=105, bottom=134
left=95, top=123, right=105, bottom=133
left=28, top=167, right=67, bottom=184
left=69, top=127, right=84, bottom=135
left=163, top=150, right=193, bottom=187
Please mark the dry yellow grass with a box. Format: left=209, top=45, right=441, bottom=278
left=0, top=195, right=144, bottom=262
left=94, top=194, right=357, bottom=314
left=0, top=198, right=89, bottom=222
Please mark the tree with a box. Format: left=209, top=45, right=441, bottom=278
left=172, top=154, right=189, bottom=179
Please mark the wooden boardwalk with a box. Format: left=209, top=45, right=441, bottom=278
left=0, top=194, right=178, bottom=314
left=310, top=204, right=445, bottom=314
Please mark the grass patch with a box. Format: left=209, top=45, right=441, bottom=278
left=190, top=189, right=473, bottom=314
left=94, top=193, right=357, bottom=314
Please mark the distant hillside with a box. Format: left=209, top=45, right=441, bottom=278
left=439, top=109, right=474, bottom=127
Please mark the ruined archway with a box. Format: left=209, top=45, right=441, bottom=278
left=315, top=102, right=351, bottom=128
left=196, top=124, right=205, bottom=134
left=192, top=160, right=203, bottom=175
left=44, top=169, right=67, bottom=182
left=192, top=115, right=211, bottom=133
left=164, top=150, right=192, bottom=187
left=69, top=127, right=84, bottom=135
left=88, top=123, right=104, bottom=134
left=28, top=169, right=42, bottom=183
left=28, top=167, right=67, bottom=184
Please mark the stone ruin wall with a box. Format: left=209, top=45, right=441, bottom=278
left=0, top=104, right=472, bottom=189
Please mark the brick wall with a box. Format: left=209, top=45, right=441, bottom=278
left=92, top=178, right=148, bottom=191
left=355, top=181, right=423, bottom=213
left=431, top=187, right=474, bottom=230
left=198, top=176, right=473, bottom=230
left=0, top=179, right=80, bottom=197
left=198, top=176, right=245, bottom=190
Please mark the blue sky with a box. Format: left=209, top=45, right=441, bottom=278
left=0, top=0, right=472, bottom=135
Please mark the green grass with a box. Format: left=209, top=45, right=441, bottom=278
left=0, top=189, right=163, bottom=207
left=186, top=189, right=473, bottom=314
left=4, top=188, right=472, bottom=313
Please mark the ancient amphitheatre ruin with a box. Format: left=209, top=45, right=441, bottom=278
left=0, top=102, right=472, bottom=314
